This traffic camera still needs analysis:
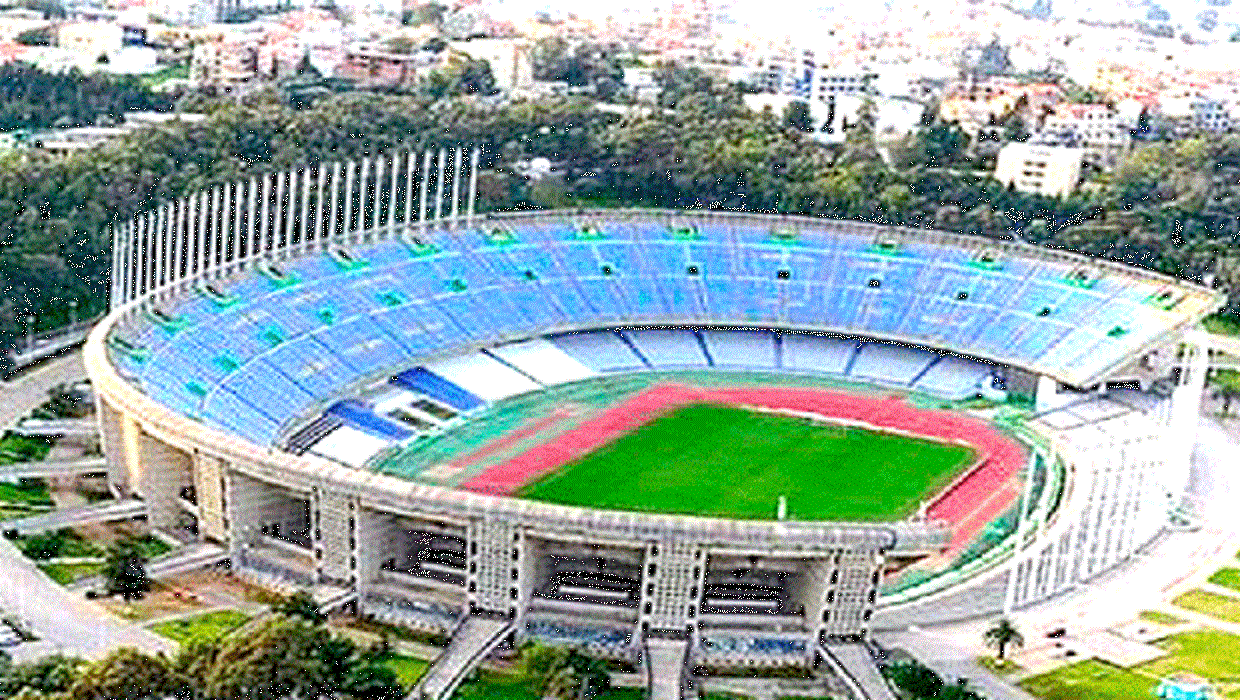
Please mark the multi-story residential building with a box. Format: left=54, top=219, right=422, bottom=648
left=449, top=38, right=534, bottom=94
left=994, top=143, right=1084, bottom=197
left=334, top=44, right=441, bottom=89
left=1033, top=103, right=1133, bottom=168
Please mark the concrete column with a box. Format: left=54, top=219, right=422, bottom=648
left=387, top=152, right=399, bottom=231
left=356, top=157, right=369, bottom=234
left=193, top=452, right=228, bottom=543
left=342, top=160, right=355, bottom=237
left=169, top=200, right=181, bottom=286
left=275, top=169, right=287, bottom=251
left=467, top=516, right=521, bottom=616
left=258, top=174, right=270, bottom=256
left=467, top=146, right=480, bottom=227
left=95, top=399, right=129, bottom=495
left=639, top=538, right=704, bottom=634
left=213, top=184, right=225, bottom=271
left=449, top=145, right=462, bottom=223
left=1035, top=374, right=1062, bottom=413
left=433, top=148, right=446, bottom=221
left=135, top=431, right=190, bottom=532
left=221, top=179, right=233, bottom=267
left=418, top=149, right=432, bottom=223
left=299, top=167, right=311, bottom=248
left=314, top=164, right=326, bottom=247
left=403, top=149, right=416, bottom=226
left=371, top=156, right=383, bottom=235
left=194, top=189, right=207, bottom=273
left=314, top=486, right=357, bottom=586
left=247, top=176, right=259, bottom=258
left=327, top=162, right=341, bottom=242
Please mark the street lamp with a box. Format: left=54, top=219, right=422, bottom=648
left=68, top=300, right=78, bottom=326
left=24, top=315, right=34, bottom=353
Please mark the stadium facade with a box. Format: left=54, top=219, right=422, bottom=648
left=85, top=147, right=1220, bottom=698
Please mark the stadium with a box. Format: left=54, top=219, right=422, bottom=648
left=84, top=147, right=1221, bottom=700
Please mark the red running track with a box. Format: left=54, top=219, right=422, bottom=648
left=460, top=384, right=1026, bottom=551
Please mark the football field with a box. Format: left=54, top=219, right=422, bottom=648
left=517, top=403, right=976, bottom=521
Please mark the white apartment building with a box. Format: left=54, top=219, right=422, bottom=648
left=994, top=143, right=1084, bottom=198
left=1033, top=103, right=1133, bottom=168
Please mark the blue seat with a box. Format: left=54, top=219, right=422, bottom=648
left=391, top=367, right=485, bottom=411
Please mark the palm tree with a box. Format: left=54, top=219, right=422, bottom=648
left=983, top=618, right=1024, bottom=660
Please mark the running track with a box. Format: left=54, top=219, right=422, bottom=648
left=461, top=384, right=1026, bottom=552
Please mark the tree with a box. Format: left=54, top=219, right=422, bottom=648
left=983, top=618, right=1024, bottom=660
left=20, top=530, right=64, bottom=560
left=195, top=615, right=337, bottom=700
left=883, top=660, right=944, bottom=699
left=783, top=100, right=814, bottom=132
left=69, top=648, right=173, bottom=700
left=340, top=660, right=403, bottom=700
left=0, top=655, right=83, bottom=697
left=1211, top=369, right=1240, bottom=417
left=101, top=538, right=150, bottom=601
left=271, top=591, right=325, bottom=624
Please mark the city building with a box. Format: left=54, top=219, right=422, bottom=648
left=994, top=142, right=1084, bottom=197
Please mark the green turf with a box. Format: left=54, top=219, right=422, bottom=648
left=1146, top=630, right=1240, bottom=681
left=1020, top=659, right=1157, bottom=700
left=151, top=610, right=252, bottom=645
left=450, top=670, right=539, bottom=700
left=517, top=403, right=976, bottom=521
left=37, top=562, right=102, bottom=585
left=1209, top=568, right=1240, bottom=593
left=1138, top=610, right=1186, bottom=626
left=380, top=654, right=430, bottom=690
left=1173, top=589, right=1240, bottom=624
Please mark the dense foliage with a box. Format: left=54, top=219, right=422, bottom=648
left=0, top=614, right=404, bottom=700
left=1, top=66, right=1238, bottom=367
left=0, top=65, right=172, bottom=132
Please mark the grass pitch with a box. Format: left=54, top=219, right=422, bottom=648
left=517, top=403, right=975, bottom=521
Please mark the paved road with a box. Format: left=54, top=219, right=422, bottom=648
left=3, top=498, right=146, bottom=535
left=875, top=629, right=1037, bottom=700
left=0, top=535, right=174, bottom=661
left=0, top=349, right=174, bottom=661
left=0, top=351, right=87, bottom=431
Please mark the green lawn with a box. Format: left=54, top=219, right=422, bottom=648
left=1209, top=568, right=1240, bottom=593
left=1145, top=630, right=1240, bottom=680
left=1138, top=610, right=1186, bottom=626
left=1022, top=631, right=1240, bottom=700
left=38, top=562, right=102, bottom=584
left=1021, top=659, right=1156, bottom=700
left=0, top=479, right=52, bottom=505
left=1173, top=589, right=1240, bottom=623
left=517, top=403, right=975, bottom=521
left=0, top=434, right=52, bottom=466
left=151, top=610, right=252, bottom=645
left=379, top=654, right=429, bottom=690
left=451, top=671, right=539, bottom=700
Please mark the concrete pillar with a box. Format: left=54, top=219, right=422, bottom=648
left=467, top=515, right=521, bottom=616
left=418, top=150, right=432, bottom=223
left=1035, top=374, right=1063, bottom=413
left=247, top=177, right=259, bottom=258
left=433, top=148, right=446, bottom=221
left=449, top=146, right=462, bottom=223
left=135, top=432, right=191, bottom=532
left=95, top=399, right=129, bottom=495
left=328, top=162, right=341, bottom=240
left=314, top=486, right=357, bottom=587
left=466, top=146, right=480, bottom=227
left=193, top=452, right=228, bottom=543
left=342, top=160, right=356, bottom=237
left=403, top=150, right=416, bottom=226
left=638, top=538, right=705, bottom=635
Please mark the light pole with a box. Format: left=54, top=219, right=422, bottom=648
left=68, top=300, right=78, bottom=326
left=24, top=315, right=34, bottom=353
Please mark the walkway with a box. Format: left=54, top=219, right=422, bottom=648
left=3, top=498, right=146, bottom=535
left=646, top=636, right=689, bottom=700
left=414, top=615, right=513, bottom=700
left=820, top=643, right=896, bottom=700
left=68, top=542, right=229, bottom=592
left=0, top=535, right=173, bottom=661
left=0, top=351, right=86, bottom=431
left=0, top=457, right=107, bottom=481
